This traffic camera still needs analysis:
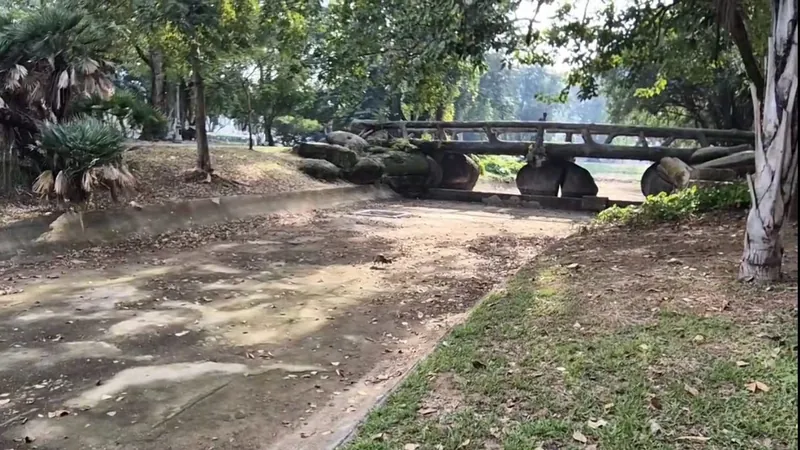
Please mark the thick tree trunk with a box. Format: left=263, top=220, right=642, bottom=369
left=191, top=52, right=211, bottom=173
left=739, top=0, right=798, bottom=282
left=150, top=48, right=167, bottom=113
left=180, top=79, right=192, bottom=128
left=264, top=116, right=275, bottom=147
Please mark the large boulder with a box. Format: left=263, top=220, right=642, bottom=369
left=640, top=162, right=675, bottom=197
left=376, top=151, right=430, bottom=176
left=440, top=153, right=480, bottom=190
left=560, top=161, right=598, bottom=197
left=299, top=159, right=340, bottom=181
left=365, top=130, right=391, bottom=145
left=425, top=156, right=443, bottom=188
left=515, top=159, right=565, bottom=196
left=326, top=131, right=369, bottom=152
left=295, top=142, right=360, bottom=172
left=346, top=157, right=384, bottom=185
left=383, top=175, right=429, bottom=196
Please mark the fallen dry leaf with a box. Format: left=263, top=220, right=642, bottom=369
left=677, top=436, right=710, bottom=442
left=745, top=381, right=770, bottom=393
left=403, top=444, right=420, bottom=450
left=458, top=439, right=471, bottom=447
left=573, top=430, right=588, bottom=443
left=736, top=360, right=749, bottom=367
left=649, top=419, right=663, bottom=434
left=648, top=395, right=662, bottom=410
left=418, top=407, right=438, bottom=416
left=370, top=433, right=384, bottom=441
left=587, top=418, right=608, bottom=429
left=683, top=384, right=699, bottom=397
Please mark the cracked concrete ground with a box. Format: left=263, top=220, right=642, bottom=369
left=0, top=199, right=587, bottom=450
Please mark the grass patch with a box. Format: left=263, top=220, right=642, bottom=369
left=342, top=244, right=797, bottom=449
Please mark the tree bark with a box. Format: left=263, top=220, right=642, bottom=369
left=739, top=0, right=798, bottom=282
left=724, top=9, right=766, bottom=101
left=191, top=50, right=211, bottom=173
left=150, top=48, right=167, bottom=113
left=264, top=116, right=275, bottom=147
left=245, top=83, right=253, bottom=150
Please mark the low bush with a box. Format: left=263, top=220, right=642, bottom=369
left=596, top=183, right=750, bottom=226
left=474, top=155, right=525, bottom=181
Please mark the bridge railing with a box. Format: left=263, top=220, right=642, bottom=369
left=351, top=120, right=755, bottom=163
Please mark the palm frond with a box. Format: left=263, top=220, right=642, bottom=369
left=32, top=169, right=54, bottom=196
left=53, top=170, right=68, bottom=196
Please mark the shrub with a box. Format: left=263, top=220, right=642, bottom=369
left=474, top=155, right=525, bottom=181
left=389, top=138, right=419, bottom=153
left=32, top=117, right=135, bottom=203
left=596, top=183, right=750, bottom=226
left=70, top=91, right=168, bottom=140
left=274, top=116, right=322, bottom=145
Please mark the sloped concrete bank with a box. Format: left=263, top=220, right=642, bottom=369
left=0, top=185, right=398, bottom=259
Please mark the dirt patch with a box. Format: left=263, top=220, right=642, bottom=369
left=0, top=144, right=338, bottom=226
left=475, top=178, right=644, bottom=202
left=0, top=199, right=588, bottom=450
left=551, top=213, right=798, bottom=329
left=418, top=373, right=465, bottom=418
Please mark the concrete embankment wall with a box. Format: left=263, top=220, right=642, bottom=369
left=0, top=185, right=397, bottom=259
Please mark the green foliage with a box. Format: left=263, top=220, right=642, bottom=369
left=596, top=184, right=750, bottom=226
left=547, top=0, right=766, bottom=130
left=33, top=117, right=135, bottom=201
left=273, top=115, right=321, bottom=145
left=389, top=139, right=419, bottom=153
left=474, top=155, right=525, bottom=181
left=39, top=117, right=127, bottom=175
left=71, top=92, right=169, bottom=140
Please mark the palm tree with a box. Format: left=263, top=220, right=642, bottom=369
left=32, top=117, right=136, bottom=204
left=1, top=6, right=131, bottom=199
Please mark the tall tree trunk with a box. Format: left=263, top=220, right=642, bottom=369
left=434, top=104, right=446, bottom=121
left=150, top=48, right=167, bottom=113
left=245, top=84, right=253, bottom=150
left=180, top=79, right=192, bottom=128
left=738, top=0, right=797, bottom=282
left=789, top=163, right=799, bottom=221
left=390, top=92, right=406, bottom=121
left=191, top=51, right=211, bottom=173
left=264, top=116, right=275, bottom=147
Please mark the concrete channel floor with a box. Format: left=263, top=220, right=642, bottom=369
left=0, top=200, right=588, bottom=450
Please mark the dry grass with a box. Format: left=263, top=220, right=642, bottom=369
left=343, top=214, right=798, bottom=450
left=0, top=143, right=339, bottom=225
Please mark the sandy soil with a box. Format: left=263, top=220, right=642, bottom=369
left=0, top=199, right=588, bottom=450
left=475, top=178, right=645, bottom=202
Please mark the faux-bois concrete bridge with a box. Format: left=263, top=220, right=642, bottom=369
left=352, top=119, right=756, bottom=199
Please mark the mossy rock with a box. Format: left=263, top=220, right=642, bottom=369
left=295, top=142, right=360, bottom=172
left=326, top=131, right=369, bottom=152
left=299, top=159, right=341, bottom=181
left=346, top=157, right=384, bottom=185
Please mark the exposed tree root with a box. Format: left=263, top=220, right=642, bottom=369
left=182, top=168, right=249, bottom=187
